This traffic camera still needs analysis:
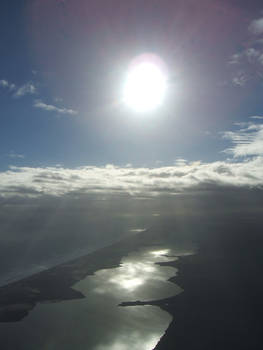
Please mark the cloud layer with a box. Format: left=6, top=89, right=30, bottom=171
left=1, top=120, right=262, bottom=198
left=0, top=156, right=262, bottom=199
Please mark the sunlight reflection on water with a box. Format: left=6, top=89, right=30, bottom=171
left=94, top=331, right=160, bottom=350
left=73, top=246, right=182, bottom=350
left=0, top=246, right=185, bottom=350
left=75, top=247, right=182, bottom=301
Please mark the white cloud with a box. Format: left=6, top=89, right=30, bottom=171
left=229, top=53, right=242, bottom=65
left=249, top=17, right=263, bottom=34
left=250, top=116, right=263, bottom=120
left=229, top=48, right=263, bottom=86
left=223, top=121, right=263, bottom=157
left=34, top=100, right=78, bottom=116
left=0, top=79, right=36, bottom=97
left=232, top=72, right=247, bottom=87
left=7, top=151, right=25, bottom=159
left=0, top=79, right=9, bottom=88
left=54, top=97, right=63, bottom=103
left=14, top=83, right=37, bottom=98
left=0, top=120, right=262, bottom=199
left=0, top=78, right=77, bottom=117
left=0, top=79, right=16, bottom=91
left=245, top=48, right=261, bottom=62
left=174, top=158, right=187, bottom=166
left=0, top=155, right=262, bottom=199
left=228, top=14, right=263, bottom=85
left=229, top=49, right=261, bottom=65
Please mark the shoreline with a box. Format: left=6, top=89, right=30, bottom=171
left=2, top=214, right=262, bottom=349
left=120, top=223, right=263, bottom=350
left=119, top=256, right=187, bottom=350
left=0, top=227, right=180, bottom=323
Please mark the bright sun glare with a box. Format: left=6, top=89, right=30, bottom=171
left=123, top=58, right=167, bottom=113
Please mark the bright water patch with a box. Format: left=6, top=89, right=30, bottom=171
left=0, top=247, right=183, bottom=350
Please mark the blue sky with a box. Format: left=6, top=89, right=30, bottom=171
left=1, top=0, right=263, bottom=175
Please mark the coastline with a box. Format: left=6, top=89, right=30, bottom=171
left=119, top=256, right=187, bottom=349
left=0, top=226, right=180, bottom=323
left=119, top=220, right=263, bottom=349
left=2, top=213, right=262, bottom=349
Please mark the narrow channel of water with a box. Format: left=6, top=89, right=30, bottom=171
left=0, top=246, right=184, bottom=350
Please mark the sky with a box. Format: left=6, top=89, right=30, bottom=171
left=2, top=3, right=263, bottom=348
left=1, top=0, right=263, bottom=278
left=0, top=0, right=263, bottom=200
left=0, top=0, right=263, bottom=170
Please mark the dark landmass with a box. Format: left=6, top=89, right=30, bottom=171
left=0, top=226, right=175, bottom=323
left=121, top=213, right=263, bottom=349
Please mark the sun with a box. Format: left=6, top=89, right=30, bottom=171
left=123, top=55, right=167, bottom=113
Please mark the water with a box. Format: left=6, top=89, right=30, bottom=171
left=0, top=247, right=183, bottom=350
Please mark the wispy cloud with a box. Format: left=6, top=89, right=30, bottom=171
left=34, top=100, right=78, bottom=116
left=54, top=97, right=63, bottom=103
left=223, top=120, right=263, bottom=157
left=229, top=48, right=263, bottom=66
left=0, top=79, right=37, bottom=97
left=250, top=116, right=263, bottom=120
left=232, top=71, right=247, bottom=87
left=229, top=53, right=242, bottom=65
left=7, top=151, right=25, bottom=159
left=14, top=83, right=37, bottom=98
left=228, top=48, right=263, bottom=86
left=249, top=16, right=263, bottom=35
left=0, top=79, right=77, bottom=116
left=0, top=79, right=16, bottom=91
left=228, top=16, right=263, bottom=86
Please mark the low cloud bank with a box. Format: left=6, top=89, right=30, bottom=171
left=0, top=157, right=262, bottom=198
left=1, top=120, right=263, bottom=198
